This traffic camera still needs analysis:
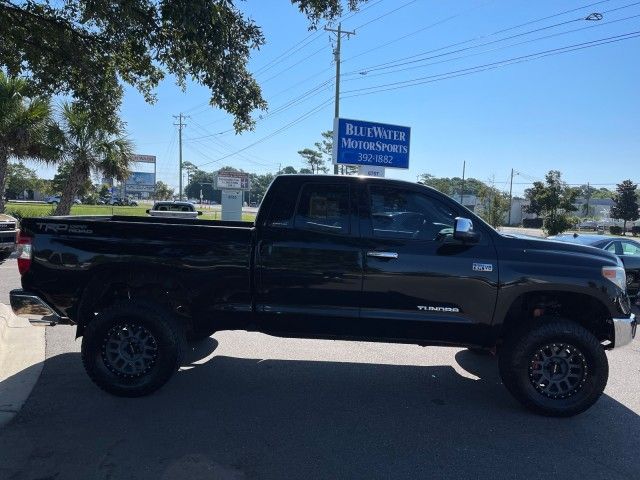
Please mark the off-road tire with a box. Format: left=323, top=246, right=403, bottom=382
left=498, top=318, right=608, bottom=417
left=81, top=300, right=185, bottom=397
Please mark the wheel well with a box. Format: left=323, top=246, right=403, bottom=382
left=75, top=267, right=191, bottom=337
left=499, top=291, right=612, bottom=344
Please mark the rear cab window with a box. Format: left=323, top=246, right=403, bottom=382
left=264, top=180, right=353, bottom=235
left=294, top=184, right=350, bottom=234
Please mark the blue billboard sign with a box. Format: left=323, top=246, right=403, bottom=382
left=125, top=172, right=156, bottom=193
left=332, top=118, right=410, bottom=169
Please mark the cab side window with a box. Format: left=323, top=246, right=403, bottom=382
left=294, top=184, right=350, bottom=234
left=369, top=186, right=456, bottom=240
left=621, top=241, right=640, bottom=256
left=605, top=242, right=623, bottom=255
left=266, top=185, right=297, bottom=228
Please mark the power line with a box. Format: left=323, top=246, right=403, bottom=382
left=181, top=0, right=387, bottom=116
left=344, top=0, right=619, bottom=76
left=252, top=0, right=387, bottom=78
left=195, top=97, right=333, bottom=169
left=343, top=11, right=640, bottom=81
left=260, top=42, right=331, bottom=84
left=253, top=33, right=324, bottom=78
left=351, top=0, right=420, bottom=30
left=341, top=31, right=640, bottom=98
left=185, top=78, right=334, bottom=142
left=343, top=0, right=494, bottom=64
left=188, top=120, right=275, bottom=167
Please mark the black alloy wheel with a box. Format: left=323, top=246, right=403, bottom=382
left=528, top=343, right=587, bottom=399
left=101, top=323, right=159, bottom=378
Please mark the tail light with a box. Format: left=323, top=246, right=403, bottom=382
left=16, top=231, right=32, bottom=275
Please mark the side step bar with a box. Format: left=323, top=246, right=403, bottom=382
left=9, top=289, right=71, bottom=326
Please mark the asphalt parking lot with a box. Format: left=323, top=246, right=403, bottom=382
left=1, top=257, right=639, bottom=480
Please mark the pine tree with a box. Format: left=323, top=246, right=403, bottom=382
left=611, top=180, right=639, bottom=235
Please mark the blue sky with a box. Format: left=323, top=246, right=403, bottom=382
left=36, top=0, right=640, bottom=196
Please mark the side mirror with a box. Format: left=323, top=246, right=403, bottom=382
left=197, top=211, right=203, bottom=216
left=145, top=209, right=150, bottom=214
left=453, top=217, right=480, bottom=243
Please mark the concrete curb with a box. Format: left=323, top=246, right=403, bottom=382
left=0, top=302, right=45, bottom=427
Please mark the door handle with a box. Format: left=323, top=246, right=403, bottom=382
left=367, top=251, right=398, bottom=259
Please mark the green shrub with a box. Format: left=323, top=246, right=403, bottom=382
left=543, top=215, right=574, bottom=236
left=609, top=226, right=623, bottom=235
left=523, top=218, right=543, bottom=228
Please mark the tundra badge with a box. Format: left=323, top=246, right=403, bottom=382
left=418, top=306, right=460, bottom=313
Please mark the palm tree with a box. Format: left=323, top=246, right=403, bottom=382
left=0, top=72, right=60, bottom=212
left=54, top=103, right=134, bottom=215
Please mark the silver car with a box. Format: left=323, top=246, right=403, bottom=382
left=0, top=213, right=18, bottom=260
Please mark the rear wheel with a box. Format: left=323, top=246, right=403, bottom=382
left=81, top=300, right=185, bottom=397
left=498, top=318, right=608, bottom=417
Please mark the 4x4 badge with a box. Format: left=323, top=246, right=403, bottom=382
left=473, top=263, right=493, bottom=272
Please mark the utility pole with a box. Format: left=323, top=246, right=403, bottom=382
left=460, top=161, right=466, bottom=206
left=508, top=168, right=514, bottom=226
left=173, top=113, right=188, bottom=200
left=508, top=169, right=520, bottom=226
left=586, top=182, right=591, bottom=217
left=325, top=23, right=355, bottom=175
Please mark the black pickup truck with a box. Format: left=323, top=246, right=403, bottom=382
left=10, top=175, right=637, bottom=416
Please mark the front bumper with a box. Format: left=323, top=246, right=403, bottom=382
left=9, top=289, right=71, bottom=326
left=611, top=314, right=637, bottom=349
left=0, top=239, right=16, bottom=251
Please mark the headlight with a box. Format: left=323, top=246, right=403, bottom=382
left=602, top=266, right=627, bottom=292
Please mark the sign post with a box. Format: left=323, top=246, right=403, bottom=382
left=215, top=171, right=251, bottom=221
left=332, top=118, right=410, bottom=176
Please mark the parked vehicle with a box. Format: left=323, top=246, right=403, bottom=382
left=46, top=196, right=81, bottom=205
left=10, top=175, right=636, bottom=416
left=578, top=220, right=598, bottom=231
left=550, top=234, right=640, bottom=305
left=146, top=201, right=202, bottom=219
left=107, top=197, right=138, bottom=207
left=0, top=213, right=18, bottom=261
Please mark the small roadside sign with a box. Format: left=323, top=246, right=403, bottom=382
left=216, top=171, right=251, bottom=191
left=358, top=165, right=385, bottom=177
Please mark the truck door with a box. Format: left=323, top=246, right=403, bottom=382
left=256, top=179, right=363, bottom=336
left=360, top=183, right=499, bottom=345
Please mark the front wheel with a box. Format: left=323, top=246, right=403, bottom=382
left=498, top=318, right=608, bottom=417
left=81, top=300, right=185, bottom=397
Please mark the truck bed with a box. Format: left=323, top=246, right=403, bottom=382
left=19, top=215, right=256, bottom=321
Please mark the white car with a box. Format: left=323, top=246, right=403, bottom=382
left=46, top=196, right=81, bottom=204
left=146, top=201, right=203, bottom=219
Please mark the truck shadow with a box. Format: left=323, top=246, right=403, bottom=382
left=0, top=340, right=638, bottom=480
